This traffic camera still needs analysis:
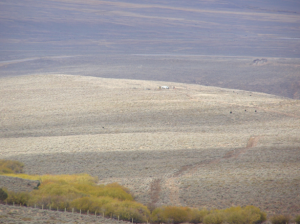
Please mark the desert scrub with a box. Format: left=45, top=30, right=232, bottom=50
left=0, top=160, right=24, bottom=174
left=271, top=215, right=290, bottom=224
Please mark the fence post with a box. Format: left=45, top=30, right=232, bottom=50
left=72, top=208, right=74, bottom=214
left=57, top=207, right=58, bottom=211
left=118, top=215, right=119, bottom=221
left=13, top=202, right=14, bottom=206
left=49, top=205, right=51, bottom=210
left=80, top=209, right=81, bottom=215
left=132, top=217, right=133, bottom=223
left=87, top=210, right=89, bottom=215
left=103, top=212, right=104, bottom=217
left=95, top=211, right=96, bottom=216
left=34, top=204, right=36, bottom=208
left=42, top=205, right=43, bottom=210
left=65, top=208, right=66, bottom=212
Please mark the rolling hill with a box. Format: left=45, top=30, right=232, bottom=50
left=1, top=74, right=299, bottom=217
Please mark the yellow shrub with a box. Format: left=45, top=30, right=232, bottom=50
left=189, top=208, right=210, bottom=224
left=203, top=210, right=224, bottom=224
left=71, top=182, right=133, bottom=201
left=295, top=215, right=300, bottom=224
left=151, top=206, right=191, bottom=224
left=6, top=191, right=30, bottom=206
left=3, top=173, right=97, bottom=185
left=70, top=196, right=150, bottom=222
left=203, top=206, right=266, bottom=224
left=113, top=200, right=150, bottom=222
left=271, top=215, right=290, bottom=224
left=0, top=160, right=24, bottom=174
left=70, top=196, right=116, bottom=213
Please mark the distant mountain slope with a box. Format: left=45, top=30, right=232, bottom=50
left=0, top=0, right=300, bottom=58
left=0, top=55, right=299, bottom=99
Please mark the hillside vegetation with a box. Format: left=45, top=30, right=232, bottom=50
left=0, top=74, right=299, bottom=218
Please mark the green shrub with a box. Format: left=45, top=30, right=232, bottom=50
left=271, top=215, right=290, bottom=224
left=0, top=188, right=8, bottom=201
left=295, top=215, right=300, bottom=224
left=0, top=160, right=24, bottom=174
left=6, top=191, right=30, bottom=205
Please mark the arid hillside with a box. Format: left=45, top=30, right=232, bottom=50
left=0, top=74, right=300, bottom=217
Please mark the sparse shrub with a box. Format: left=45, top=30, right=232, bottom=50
left=0, top=160, right=24, bottom=174
left=295, top=215, right=300, bottom=224
left=0, top=188, right=8, bottom=201
left=271, top=215, right=290, bottom=224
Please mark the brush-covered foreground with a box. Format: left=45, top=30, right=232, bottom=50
left=0, top=161, right=268, bottom=224
left=2, top=173, right=148, bottom=222
left=1, top=171, right=267, bottom=224
left=1, top=161, right=300, bottom=224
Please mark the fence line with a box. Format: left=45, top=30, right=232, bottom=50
left=0, top=202, right=135, bottom=223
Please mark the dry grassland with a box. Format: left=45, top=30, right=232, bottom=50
left=0, top=74, right=299, bottom=217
